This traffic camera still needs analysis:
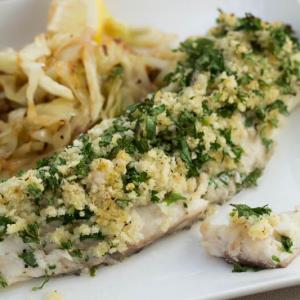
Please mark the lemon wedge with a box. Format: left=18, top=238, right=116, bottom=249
left=47, top=0, right=109, bottom=41
left=103, top=17, right=131, bottom=40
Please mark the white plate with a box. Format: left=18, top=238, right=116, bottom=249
left=1, top=0, right=300, bottom=299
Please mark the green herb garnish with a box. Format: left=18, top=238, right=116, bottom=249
left=165, top=38, right=225, bottom=87
left=19, top=223, right=39, bottom=244
left=180, top=139, right=192, bottom=166
left=266, top=99, right=288, bottom=116
left=27, top=183, right=42, bottom=205
left=230, top=204, right=272, bottom=218
left=90, top=266, right=97, bottom=277
left=99, top=121, right=129, bottom=147
left=177, top=110, right=197, bottom=137
left=19, top=249, right=38, bottom=268
left=236, top=13, right=262, bottom=32
left=70, top=249, right=83, bottom=258
left=217, top=171, right=232, bottom=186
left=272, top=255, right=280, bottom=263
left=115, top=199, right=130, bottom=208
left=37, top=155, right=64, bottom=195
left=262, top=137, right=273, bottom=150
left=271, top=27, right=288, bottom=54
left=217, top=103, right=237, bottom=118
left=47, top=207, right=94, bottom=225
left=220, top=128, right=243, bottom=161
left=0, top=273, right=7, bottom=288
left=164, top=192, right=186, bottom=205
left=238, top=73, right=253, bottom=85
left=80, top=232, right=105, bottom=241
left=150, top=190, right=160, bottom=203
left=75, top=135, right=96, bottom=178
left=122, top=165, right=149, bottom=193
left=241, top=168, right=262, bottom=188
left=146, top=115, right=156, bottom=140
left=32, top=274, right=50, bottom=291
left=232, top=263, right=263, bottom=272
left=0, top=215, right=13, bottom=241
left=61, top=240, right=73, bottom=250
left=281, top=236, right=293, bottom=253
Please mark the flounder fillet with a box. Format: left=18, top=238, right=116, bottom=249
left=1, top=12, right=300, bottom=287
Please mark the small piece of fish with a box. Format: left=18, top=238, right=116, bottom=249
left=201, top=205, right=300, bottom=269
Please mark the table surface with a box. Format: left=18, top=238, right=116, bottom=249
left=237, top=286, right=300, bottom=300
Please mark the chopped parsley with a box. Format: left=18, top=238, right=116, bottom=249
left=37, top=155, right=65, bottom=195
left=230, top=204, right=272, bottom=219
left=177, top=110, right=197, bottom=137
left=180, top=139, right=192, bottom=166
left=19, top=223, right=39, bottom=244
left=61, top=240, right=73, bottom=250
left=115, top=199, right=130, bottom=208
left=255, top=105, right=266, bottom=121
left=262, top=137, right=273, bottom=150
left=98, top=127, right=116, bottom=147
left=47, top=207, right=94, bottom=225
left=150, top=190, right=160, bottom=203
left=164, top=192, right=186, bottom=205
left=122, top=165, right=149, bottom=193
left=281, top=236, right=293, bottom=253
left=241, top=168, right=262, bottom=188
left=19, top=249, right=38, bottom=268
left=187, top=147, right=211, bottom=178
left=209, top=171, right=235, bottom=188
left=145, top=115, right=156, bottom=140
left=217, top=103, right=237, bottom=118
left=108, top=136, right=141, bottom=158
left=0, top=273, right=7, bottom=288
left=48, top=264, right=57, bottom=270
left=90, top=266, right=97, bottom=277
left=232, top=262, right=263, bottom=272
left=272, top=255, right=280, bottom=263
left=149, top=104, right=166, bottom=116
left=202, top=100, right=212, bottom=115
left=236, top=13, right=262, bottom=32
left=165, top=38, right=225, bottom=87
left=99, top=120, right=129, bottom=147
left=70, top=249, right=83, bottom=258
left=220, top=128, right=243, bottom=161
left=0, top=215, right=13, bottom=241
left=238, top=73, right=253, bottom=85
left=80, top=232, right=105, bottom=241
left=36, top=154, right=66, bottom=169
left=216, top=171, right=233, bottom=186
left=27, top=183, right=42, bottom=205
left=266, top=99, right=289, bottom=116
left=38, top=167, right=62, bottom=195
left=244, top=115, right=255, bottom=127
left=32, top=274, right=50, bottom=291
left=271, top=27, right=290, bottom=54
left=75, top=135, right=96, bottom=178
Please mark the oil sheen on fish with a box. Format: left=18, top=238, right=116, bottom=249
left=1, top=12, right=300, bottom=287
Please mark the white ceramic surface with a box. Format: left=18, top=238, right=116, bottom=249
left=1, top=0, right=300, bottom=299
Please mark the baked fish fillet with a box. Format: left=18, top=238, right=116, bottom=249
left=1, top=12, right=300, bottom=287
left=201, top=204, right=300, bottom=269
